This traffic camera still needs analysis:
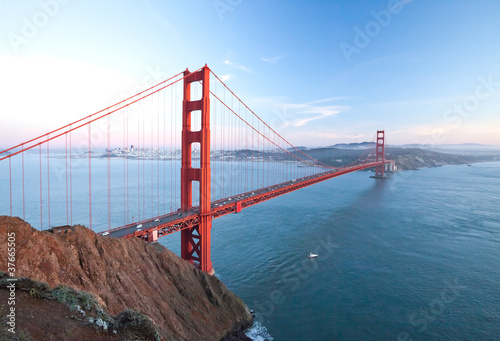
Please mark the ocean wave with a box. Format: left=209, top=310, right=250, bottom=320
left=245, top=321, right=274, bottom=341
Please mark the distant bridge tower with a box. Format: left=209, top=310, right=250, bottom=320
left=374, top=130, right=386, bottom=178
left=181, top=65, right=213, bottom=274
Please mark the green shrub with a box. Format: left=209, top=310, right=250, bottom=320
left=0, top=277, right=52, bottom=300
left=0, top=276, right=164, bottom=339
left=113, top=309, right=160, bottom=341
left=51, top=285, right=99, bottom=312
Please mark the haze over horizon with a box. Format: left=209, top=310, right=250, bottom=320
left=1, top=0, right=499, bottom=148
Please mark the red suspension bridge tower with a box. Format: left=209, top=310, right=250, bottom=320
left=180, top=66, right=214, bottom=274
left=374, top=130, right=386, bottom=178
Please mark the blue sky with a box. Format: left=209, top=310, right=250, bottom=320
left=1, top=0, right=499, bottom=147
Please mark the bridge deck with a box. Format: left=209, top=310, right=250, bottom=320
left=104, top=161, right=390, bottom=241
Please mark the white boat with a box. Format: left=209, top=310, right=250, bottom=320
left=307, top=252, right=318, bottom=258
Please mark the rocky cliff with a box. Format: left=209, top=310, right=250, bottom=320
left=0, top=216, right=253, bottom=340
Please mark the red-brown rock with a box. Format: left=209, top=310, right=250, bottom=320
left=0, top=216, right=253, bottom=340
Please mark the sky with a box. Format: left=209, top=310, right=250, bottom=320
left=0, top=0, right=499, bottom=148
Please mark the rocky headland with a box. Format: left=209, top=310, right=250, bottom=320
left=0, top=216, right=253, bottom=340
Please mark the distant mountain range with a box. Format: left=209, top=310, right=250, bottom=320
left=328, top=142, right=376, bottom=150
left=311, top=142, right=500, bottom=152
left=399, top=143, right=500, bottom=151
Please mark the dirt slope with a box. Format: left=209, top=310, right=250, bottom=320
left=0, top=287, right=120, bottom=341
left=0, top=216, right=252, bottom=340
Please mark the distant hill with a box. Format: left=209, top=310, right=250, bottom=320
left=327, top=142, right=376, bottom=150
left=387, top=147, right=500, bottom=170
left=319, top=142, right=500, bottom=152
left=290, top=145, right=500, bottom=170
left=400, top=143, right=500, bottom=151
left=287, top=146, right=309, bottom=151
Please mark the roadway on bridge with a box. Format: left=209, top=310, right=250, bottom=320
left=105, top=166, right=374, bottom=239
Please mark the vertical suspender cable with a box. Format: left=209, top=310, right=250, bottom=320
left=123, top=110, right=126, bottom=225
left=212, top=77, right=216, bottom=200
left=222, top=86, right=225, bottom=197
left=70, top=125, right=73, bottom=226
left=157, top=89, right=160, bottom=217
left=107, top=115, right=111, bottom=229
left=174, top=81, right=177, bottom=210
left=126, top=107, right=129, bottom=223
left=47, top=136, right=51, bottom=228
left=22, top=144, right=26, bottom=220
left=252, top=106, right=254, bottom=191
left=143, top=100, right=145, bottom=218
left=39, top=145, right=43, bottom=229
left=151, top=95, right=154, bottom=219
left=241, top=102, right=244, bottom=194
left=163, top=86, right=166, bottom=214
left=9, top=158, right=12, bottom=217
left=137, top=106, right=140, bottom=222
left=170, top=82, right=173, bottom=212
left=245, top=107, right=248, bottom=192
left=88, top=121, right=92, bottom=230
left=65, top=135, right=68, bottom=224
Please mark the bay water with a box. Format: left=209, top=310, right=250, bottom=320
left=1, top=156, right=499, bottom=340
left=162, top=162, right=500, bottom=340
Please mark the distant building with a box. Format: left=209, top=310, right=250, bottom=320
left=53, top=225, right=72, bottom=234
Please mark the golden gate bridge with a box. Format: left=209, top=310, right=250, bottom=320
left=0, top=65, right=393, bottom=274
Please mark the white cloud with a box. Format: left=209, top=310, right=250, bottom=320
left=219, top=74, right=233, bottom=82
left=280, top=100, right=349, bottom=127
left=250, top=96, right=349, bottom=128
left=286, top=103, right=346, bottom=127
left=224, top=59, right=251, bottom=73
left=261, top=55, right=285, bottom=64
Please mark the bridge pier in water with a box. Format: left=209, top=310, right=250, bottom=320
left=180, top=65, right=214, bottom=274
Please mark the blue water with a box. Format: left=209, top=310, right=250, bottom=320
left=160, top=162, right=500, bottom=340
left=0, top=154, right=318, bottom=230
left=2, top=158, right=499, bottom=340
